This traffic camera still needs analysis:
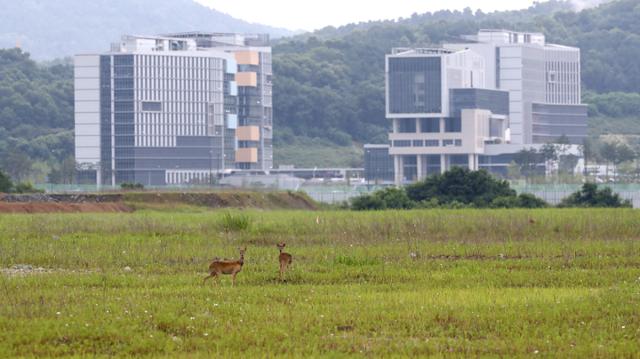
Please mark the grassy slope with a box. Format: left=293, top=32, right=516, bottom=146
left=1, top=209, right=639, bottom=357
left=275, top=143, right=364, bottom=168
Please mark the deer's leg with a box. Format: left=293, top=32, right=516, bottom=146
left=232, top=272, right=237, bottom=286
left=203, top=272, right=215, bottom=285
left=280, top=263, right=285, bottom=281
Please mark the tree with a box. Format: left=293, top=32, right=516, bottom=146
left=540, top=143, right=558, bottom=177
left=405, top=167, right=516, bottom=207
left=559, top=183, right=632, bottom=208
left=350, top=187, right=413, bottom=210
left=0, top=169, right=13, bottom=193
left=513, top=149, right=542, bottom=182
left=580, top=138, right=598, bottom=177
left=600, top=141, right=636, bottom=182
left=1, top=149, right=33, bottom=183
left=612, top=143, right=636, bottom=181
left=600, top=141, right=617, bottom=181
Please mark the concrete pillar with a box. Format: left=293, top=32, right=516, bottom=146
left=468, top=154, right=478, bottom=171
left=440, top=154, right=447, bottom=174
left=394, top=155, right=403, bottom=186
left=416, top=155, right=423, bottom=181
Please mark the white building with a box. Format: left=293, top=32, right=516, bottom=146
left=445, top=29, right=587, bottom=145
left=386, top=48, right=511, bottom=183
left=75, top=35, right=239, bottom=186
left=374, top=30, right=588, bottom=185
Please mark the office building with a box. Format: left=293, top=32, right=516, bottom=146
left=370, top=29, right=588, bottom=185
left=364, top=144, right=395, bottom=184
left=445, top=29, right=588, bottom=145
left=166, top=32, right=273, bottom=171
left=75, top=33, right=273, bottom=186
left=386, top=48, right=511, bottom=183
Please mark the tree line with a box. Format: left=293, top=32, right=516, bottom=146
left=351, top=167, right=631, bottom=210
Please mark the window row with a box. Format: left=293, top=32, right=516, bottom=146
left=395, top=118, right=462, bottom=133
left=392, top=139, right=462, bottom=148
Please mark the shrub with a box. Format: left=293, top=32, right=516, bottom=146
left=0, top=170, right=13, bottom=193
left=13, top=182, right=44, bottom=194
left=374, top=187, right=413, bottom=209
left=350, top=187, right=413, bottom=211
left=121, top=182, right=145, bottom=190
left=491, top=193, right=548, bottom=209
left=559, top=183, right=632, bottom=208
left=517, top=193, right=548, bottom=208
left=406, top=167, right=516, bottom=207
left=350, top=194, right=386, bottom=211
left=220, top=212, right=252, bottom=232
left=491, top=196, right=521, bottom=208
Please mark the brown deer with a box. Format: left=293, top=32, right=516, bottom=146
left=277, top=243, right=293, bottom=281
left=203, top=247, right=247, bottom=286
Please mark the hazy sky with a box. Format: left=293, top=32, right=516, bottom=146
left=195, top=0, right=547, bottom=31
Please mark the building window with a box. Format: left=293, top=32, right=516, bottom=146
left=388, top=57, right=442, bottom=114
left=403, top=155, right=418, bottom=182
left=425, top=140, right=439, bottom=147
left=142, top=101, right=162, bottom=112
left=412, top=140, right=423, bottom=147
left=420, top=118, right=439, bottom=133
left=445, top=118, right=461, bottom=132
left=455, top=139, right=462, bottom=147
left=443, top=140, right=454, bottom=147
left=398, top=118, right=417, bottom=133
left=450, top=154, right=469, bottom=169
left=393, top=140, right=412, bottom=148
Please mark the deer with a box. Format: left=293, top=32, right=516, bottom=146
left=277, top=243, right=293, bottom=281
left=203, top=247, right=247, bottom=286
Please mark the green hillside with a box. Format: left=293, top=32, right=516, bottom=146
left=1, top=0, right=640, bottom=177
left=273, top=0, right=640, bottom=151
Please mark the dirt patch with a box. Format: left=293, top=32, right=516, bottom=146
left=122, top=191, right=318, bottom=210
left=1, top=264, right=94, bottom=277
left=0, top=191, right=317, bottom=213
left=0, top=202, right=133, bottom=214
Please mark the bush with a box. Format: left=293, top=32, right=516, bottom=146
left=350, top=187, right=413, bottom=211
left=13, top=182, right=44, bottom=194
left=220, top=212, right=252, bottom=232
left=121, top=182, right=145, bottom=190
left=559, top=183, right=632, bottom=208
left=406, top=167, right=516, bottom=207
left=0, top=170, right=13, bottom=193
left=517, top=193, right=548, bottom=208
left=350, top=193, right=386, bottom=211
left=352, top=169, right=549, bottom=210
left=491, top=193, right=548, bottom=209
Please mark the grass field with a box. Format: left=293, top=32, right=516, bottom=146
left=1, top=209, right=639, bottom=357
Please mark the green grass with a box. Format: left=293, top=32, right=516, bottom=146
left=1, top=209, right=640, bottom=357
left=275, top=143, right=363, bottom=168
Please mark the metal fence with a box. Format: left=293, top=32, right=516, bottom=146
left=30, top=183, right=640, bottom=208
left=304, top=188, right=640, bottom=208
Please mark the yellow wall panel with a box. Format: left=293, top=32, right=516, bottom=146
left=236, top=72, right=257, bottom=87
left=235, top=148, right=258, bottom=163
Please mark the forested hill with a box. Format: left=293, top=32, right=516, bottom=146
left=0, top=0, right=293, bottom=60
left=272, top=0, right=640, bottom=151
left=2, top=0, right=640, bottom=179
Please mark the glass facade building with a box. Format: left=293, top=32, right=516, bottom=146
left=166, top=32, right=274, bottom=172
left=364, top=145, right=395, bottom=184
left=75, top=35, right=239, bottom=186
